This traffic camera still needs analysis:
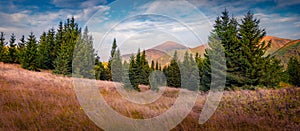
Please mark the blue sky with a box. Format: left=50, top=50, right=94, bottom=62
left=0, top=0, right=299, bottom=60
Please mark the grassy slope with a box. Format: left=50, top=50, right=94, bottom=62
left=0, top=62, right=299, bottom=130
left=273, top=40, right=300, bottom=65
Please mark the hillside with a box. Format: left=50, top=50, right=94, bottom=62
left=152, top=41, right=188, bottom=52
left=121, top=36, right=291, bottom=66
left=273, top=39, right=300, bottom=65
left=261, top=36, right=292, bottom=55
left=122, top=41, right=206, bottom=66
left=0, top=62, right=299, bottom=130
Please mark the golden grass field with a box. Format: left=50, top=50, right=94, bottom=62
left=0, top=62, right=299, bottom=130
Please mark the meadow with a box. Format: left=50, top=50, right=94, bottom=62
left=0, top=62, right=299, bottom=130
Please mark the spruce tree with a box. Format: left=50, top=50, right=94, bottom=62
left=180, top=51, right=199, bottom=90
left=287, top=57, right=300, bottom=86
left=238, top=11, right=282, bottom=87
left=201, top=33, right=226, bottom=91
left=107, top=38, right=117, bottom=80
left=151, top=60, right=155, bottom=70
left=212, top=9, right=242, bottom=88
left=0, top=32, right=6, bottom=62
left=37, top=32, right=52, bottom=69
left=165, top=51, right=181, bottom=87
left=7, top=33, right=17, bottom=63
left=140, top=50, right=150, bottom=85
left=16, top=35, right=26, bottom=64
left=73, top=26, right=95, bottom=79
left=122, top=60, right=133, bottom=89
left=21, top=33, right=39, bottom=71
left=54, top=17, right=81, bottom=75
left=111, top=49, right=123, bottom=82
left=155, top=60, right=159, bottom=70
left=95, top=56, right=108, bottom=80
left=47, top=28, right=56, bottom=69
left=128, top=54, right=140, bottom=91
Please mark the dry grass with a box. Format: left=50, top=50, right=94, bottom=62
left=0, top=62, right=299, bottom=130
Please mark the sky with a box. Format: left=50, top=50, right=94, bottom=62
left=0, top=0, right=299, bottom=61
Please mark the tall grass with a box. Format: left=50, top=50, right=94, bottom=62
left=0, top=62, right=299, bottom=130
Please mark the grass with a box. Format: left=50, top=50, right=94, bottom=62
left=0, top=62, right=299, bottom=130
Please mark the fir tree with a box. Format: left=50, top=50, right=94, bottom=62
left=37, top=32, right=52, bottom=69
left=180, top=51, right=199, bottom=91
left=128, top=54, right=140, bottom=91
left=107, top=38, right=117, bottom=80
left=238, top=11, right=282, bottom=87
left=111, top=49, right=123, bottom=82
left=7, top=33, right=17, bottom=63
left=213, top=9, right=242, bottom=88
left=287, top=57, right=300, bottom=86
left=151, top=60, right=155, bottom=70
left=47, top=28, right=56, bottom=69
left=165, top=51, right=181, bottom=87
left=155, top=60, right=159, bottom=70
left=95, top=56, right=108, bottom=80
left=54, top=17, right=81, bottom=75
left=21, top=33, right=39, bottom=71
left=201, top=33, right=226, bottom=91
left=140, top=50, right=150, bottom=85
left=16, top=35, right=26, bottom=63
left=0, top=32, right=6, bottom=62
left=73, top=26, right=95, bottom=79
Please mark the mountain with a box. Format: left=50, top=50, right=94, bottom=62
left=122, top=41, right=188, bottom=66
left=152, top=41, right=188, bottom=52
left=273, top=39, right=300, bottom=65
left=190, top=44, right=207, bottom=57
left=122, top=49, right=171, bottom=65
left=261, top=36, right=292, bottom=55
left=121, top=36, right=292, bottom=66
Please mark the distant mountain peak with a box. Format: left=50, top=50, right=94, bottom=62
left=151, top=41, right=188, bottom=52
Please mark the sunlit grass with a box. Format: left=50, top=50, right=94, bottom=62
left=0, top=62, right=299, bottom=130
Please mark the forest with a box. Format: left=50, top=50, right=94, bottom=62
left=0, top=9, right=299, bottom=91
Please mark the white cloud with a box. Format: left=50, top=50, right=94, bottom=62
left=0, top=5, right=110, bottom=42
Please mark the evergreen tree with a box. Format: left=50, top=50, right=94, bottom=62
left=155, top=60, right=159, bottom=70
left=140, top=50, right=150, bottom=85
left=0, top=32, right=6, bottom=62
left=54, top=17, right=81, bottom=75
left=151, top=60, right=155, bottom=70
left=201, top=33, right=226, bottom=91
left=287, top=57, right=300, bottom=86
left=165, top=51, right=181, bottom=87
left=21, top=33, right=39, bottom=71
left=95, top=56, right=108, bottom=80
left=180, top=51, right=199, bottom=90
left=37, top=32, right=52, bottom=69
left=47, top=28, right=56, bottom=69
left=7, top=33, right=17, bottom=63
left=195, top=52, right=204, bottom=79
left=54, top=22, right=63, bottom=64
left=238, top=11, right=282, bottom=87
left=111, top=49, right=123, bottom=82
left=73, top=26, right=95, bottom=79
left=16, top=35, right=26, bottom=63
left=122, top=60, right=131, bottom=88
left=259, top=57, right=283, bottom=87
left=107, top=38, right=117, bottom=80
left=213, top=9, right=242, bottom=88
left=128, top=54, right=140, bottom=91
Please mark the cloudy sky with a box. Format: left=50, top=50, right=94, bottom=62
left=0, top=0, right=299, bottom=61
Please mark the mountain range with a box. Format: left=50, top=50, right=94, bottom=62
left=121, top=36, right=299, bottom=66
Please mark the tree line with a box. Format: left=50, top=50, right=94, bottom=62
left=0, top=10, right=299, bottom=91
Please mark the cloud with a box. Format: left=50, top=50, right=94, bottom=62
left=51, top=0, right=107, bottom=8
left=0, top=3, right=110, bottom=42
left=275, top=0, right=300, bottom=7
